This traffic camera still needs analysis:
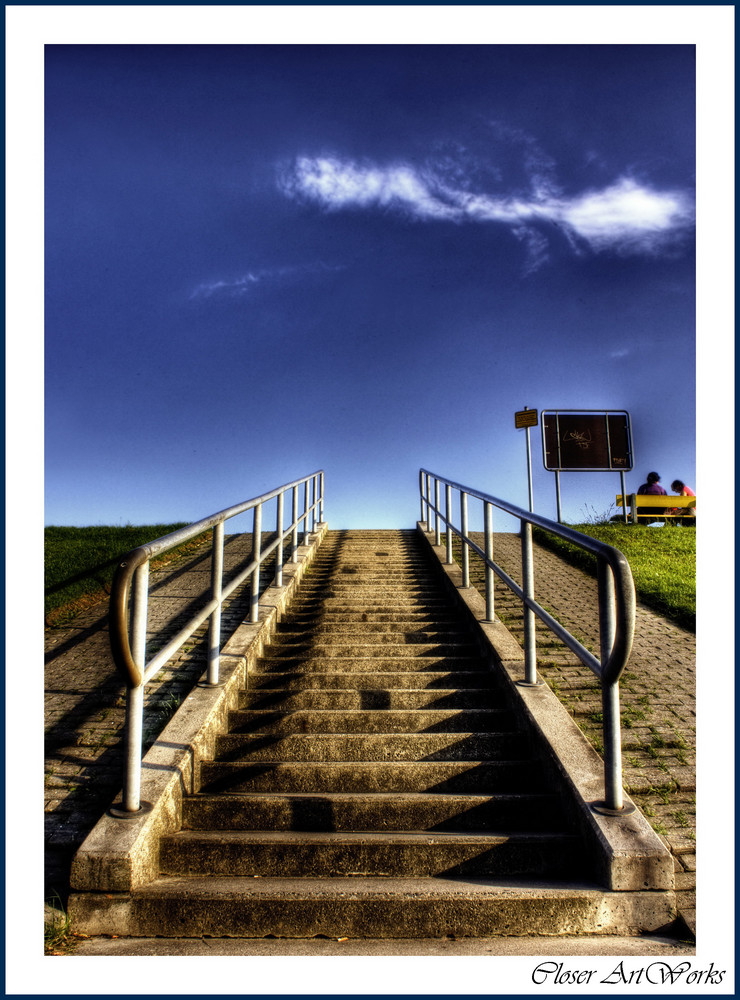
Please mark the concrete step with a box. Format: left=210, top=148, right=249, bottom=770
left=253, top=656, right=486, bottom=672
left=294, top=585, right=444, bottom=595
left=260, top=642, right=478, bottom=658
left=272, top=626, right=472, bottom=641
left=226, top=708, right=517, bottom=734
left=289, top=596, right=453, bottom=607
left=213, top=732, right=527, bottom=763
left=198, top=760, right=542, bottom=794
left=245, top=671, right=499, bottom=690
left=238, top=688, right=503, bottom=711
left=281, top=612, right=464, bottom=625
left=69, top=876, right=676, bottom=939
left=159, top=829, right=581, bottom=878
left=181, top=791, right=567, bottom=832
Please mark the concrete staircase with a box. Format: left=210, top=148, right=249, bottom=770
left=74, top=529, right=674, bottom=940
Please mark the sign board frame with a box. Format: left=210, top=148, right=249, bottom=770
left=541, top=410, right=633, bottom=473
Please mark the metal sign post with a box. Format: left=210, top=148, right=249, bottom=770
left=515, top=407, right=538, bottom=513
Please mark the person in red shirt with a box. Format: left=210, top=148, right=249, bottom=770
left=670, top=479, right=696, bottom=523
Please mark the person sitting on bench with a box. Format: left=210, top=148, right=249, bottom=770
left=637, top=471, right=667, bottom=519
left=669, top=479, right=696, bottom=522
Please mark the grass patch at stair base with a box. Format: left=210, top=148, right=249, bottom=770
left=532, top=523, right=695, bottom=632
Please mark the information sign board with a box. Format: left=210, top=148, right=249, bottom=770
left=515, top=408, right=538, bottom=429
left=541, top=411, right=633, bottom=471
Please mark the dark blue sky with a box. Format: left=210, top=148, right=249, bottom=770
left=45, top=43, right=696, bottom=527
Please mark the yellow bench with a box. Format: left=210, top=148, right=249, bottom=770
left=617, top=494, right=696, bottom=523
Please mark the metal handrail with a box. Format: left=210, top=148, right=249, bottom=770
left=419, top=468, right=635, bottom=812
left=109, top=470, right=324, bottom=814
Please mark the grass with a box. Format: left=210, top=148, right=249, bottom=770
left=532, top=522, right=695, bottom=631
left=44, top=898, right=75, bottom=955
left=44, top=523, right=206, bottom=624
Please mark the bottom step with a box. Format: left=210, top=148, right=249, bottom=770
left=69, top=877, right=676, bottom=939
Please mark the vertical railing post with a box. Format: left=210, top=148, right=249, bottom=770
left=250, top=502, right=262, bottom=623
left=123, top=560, right=149, bottom=812
left=319, top=471, right=325, bottom=524
left=460, top=490, right=469, bottom=587
left=484, top=500, right=494, bottom=622
left=445, top=484, right=453, bottom=564
left=419, top=471, right=426, bottom=525
left=602, top=682, right=624, bottom=811
left=275, top=491, right=284, bottom=588
left=598, top=559, right=623, bottom=810
left=520, top=520, right=537, bottom=684
left=303, top=479, right=311, bottom=545
left=207, top=521, right=224, bottom=685
left=291, top=485, right=299, bottom=562
left=311, top=475, right=317, bottom=532
left=434, top=478, right=441, bottom=546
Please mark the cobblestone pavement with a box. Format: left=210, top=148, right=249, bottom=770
left=460, top=533, right=696, bottom=929
left=44, top=533, right=282, bottom=905
left=45, top=530, right=696, bottom=935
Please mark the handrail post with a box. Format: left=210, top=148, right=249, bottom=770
left=207, top=521, right=224, bottom=685
left=520, top=520, right=538, bottom=685
left=275, top=491, right=284, bottom=588
left=251, top=502, right=262, bottom=623
left=419, top=471, right=427, bottom=525
left=427, top=472, right=433, bottom=529
left=311, top=475, right=317, bottom=532
left=434, top=478, right=441, bottom=546
left=598, top=558, right=623, bottom=809
left=303, top=479, right=310, bottom=545
left=460, top=490, right=469, bottom=587
left=291, top=485, right=299, bottom=562
left=484, top=500, right=494, bottom=622
left=123, top=560, right=149, bottom=811
left=602, top=681, right=624, bottom=811
left=319, top=471, right=325, bottom=524
left=445, top=484, right=453, bottom=564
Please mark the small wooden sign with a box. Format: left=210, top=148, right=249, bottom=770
left=515, top=408, right=538, bottom=429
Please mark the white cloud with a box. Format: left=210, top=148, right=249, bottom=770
left=279, top=155, right=694, bottom=265
left=190, top=261, right=343, bottom=300
left=555, top=178, right=693, bottom=250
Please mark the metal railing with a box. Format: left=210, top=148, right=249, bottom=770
left=419, top=469, right=635, bottom=812
left=109, top=470, right=325, bottom=814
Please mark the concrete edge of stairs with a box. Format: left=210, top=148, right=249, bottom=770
left=415, top=522, right=674, bottom=895
left=69, top=524, right=329, bottom=894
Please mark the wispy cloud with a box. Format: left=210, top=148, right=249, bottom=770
left=279, top=153, right=694, bottom=269
left=190, top=261, right=343, bottom=300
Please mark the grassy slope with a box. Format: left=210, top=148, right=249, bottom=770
left=533, top=523, right=696, bottom=631
left=44, top=524, right=199, bottom=622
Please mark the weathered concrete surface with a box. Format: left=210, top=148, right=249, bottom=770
left=67, top=875, right=677, bottom=940
left=69, top=933, right=694, bottom=956
left=418, top=524, right=674, bottom=893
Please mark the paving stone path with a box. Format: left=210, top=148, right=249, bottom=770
left=44, top=529, right=696, bottom=934
left=460, top=533, right=696, bottom=930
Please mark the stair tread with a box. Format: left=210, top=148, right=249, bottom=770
left=165, top=830, right=574, bottom=844
left=132, top=875, right=619, bottom=899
